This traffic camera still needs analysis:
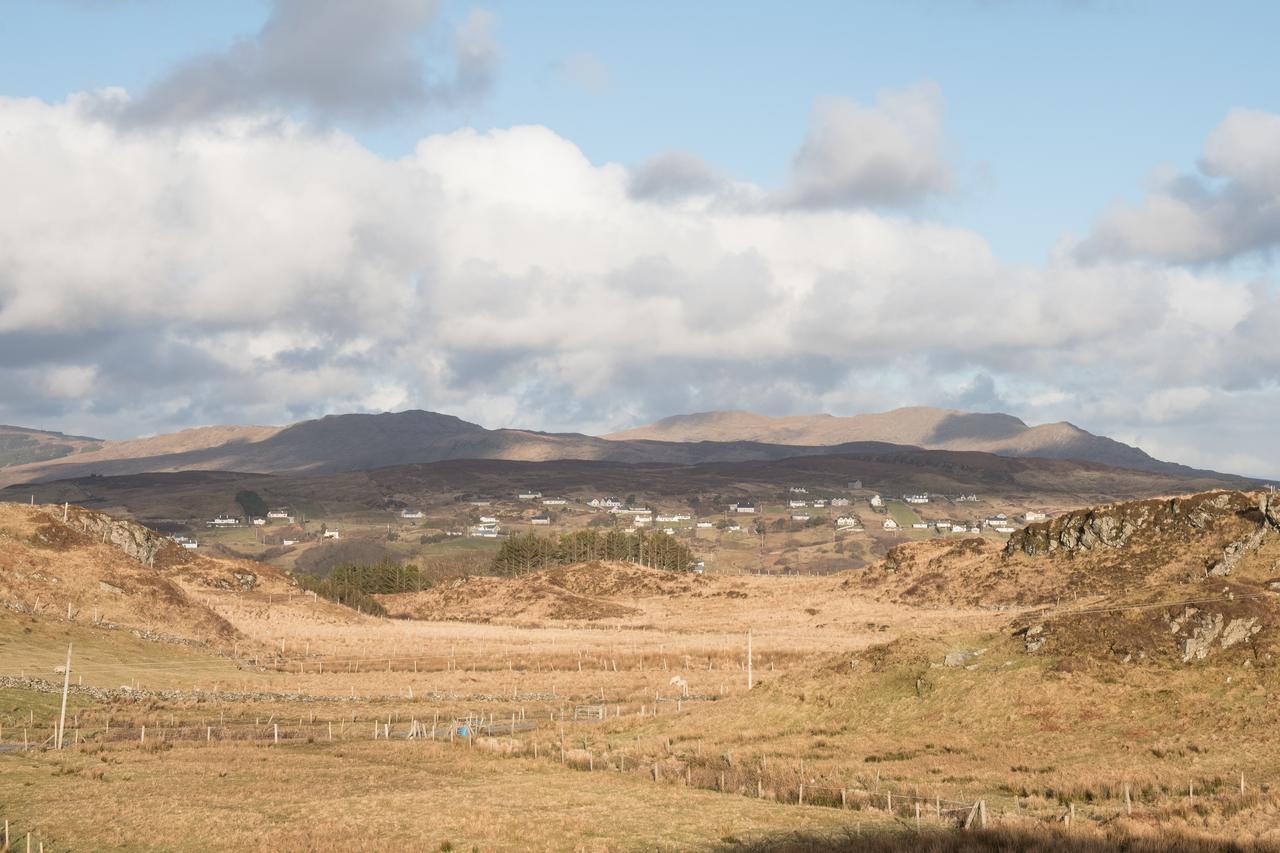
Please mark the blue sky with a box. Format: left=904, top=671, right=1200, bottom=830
left=1, top=0, right=1279, bottom=477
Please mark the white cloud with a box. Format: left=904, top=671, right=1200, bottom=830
left=1078, top=108, right=1280, bottom=263
left=106, top=0, right=497, bottom=127
left=781, top=82, right=951, bottom=209
left=1, top=94, right=1278, bottom=476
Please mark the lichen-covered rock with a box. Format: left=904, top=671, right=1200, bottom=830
left=1005, top=491, right=1257, bottom=558
left=59, top=509, right=168, bottom=567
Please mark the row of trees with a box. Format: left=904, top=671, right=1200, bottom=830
left=295, top=558, right=432, bottom=616
left=491, top=529, right=695, bottom=576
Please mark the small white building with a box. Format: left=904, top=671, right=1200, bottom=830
left=935, top=521, right=953, bottom=530
left=792, top=513, right=810, bottom=522
left=479, top=515, right=498, bottom=524
left=530, top=515, right=551, bottom=525
left=903, top=494, right=930, bottom=505
left=882, top=518, right=900, bottom=530
left=789, top=486, right=808, bottom=494
left=812, top=499, right=826, bottom=508
left=266, top=509, right=291, bottom=519
left=727, top=524, right=742, bottom=532
left=282, top=539, right=298, bottom=546
left=207, top=514, right=240, bottom=527
left=695, top=521, right=714, bottom=529
left=251, top=517, right=266, bottom=526
left=469, top=499, right=492, bottom=507
left=995, top=526, right=1017, bottom=534
left=323, top=529, right=341, bottom=539
left=517, top=491, right=542, bottom=500
left=788, top=499, right=808, bottom=508
left=400, top=509, right=425, bottom=519
left=542, top=498, right=567, bottom=506
left=830, top=497, right=851, bottom=507
left=836, top=516, right=861, bottom=528
left=1024, top=510, right=1047, bottom=522
left=912, top=522, right=929, bottom=529
left=869, top=495, right=885, bottom=509
left=731, top=501, right=757, bottom=514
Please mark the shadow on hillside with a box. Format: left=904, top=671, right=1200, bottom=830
left=717, top=826, right=1280, bottom=853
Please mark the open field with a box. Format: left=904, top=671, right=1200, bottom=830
left=4, top=493, right=1280, bottom=849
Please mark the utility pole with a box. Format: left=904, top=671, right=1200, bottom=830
left=747, top=630, right=753, bottom=690
left=57, top=643, right=72, bottom=749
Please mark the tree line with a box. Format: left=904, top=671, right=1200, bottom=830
left=295, top=558, right=431, bottom=616
left=490, top=529, right=695, bottom=576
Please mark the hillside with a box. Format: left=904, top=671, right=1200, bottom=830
left=605, top=407, right=1235, bottom=479
left=1, top=407, right=1255, bottom=490
left=0, top=501, right=305, bottom=646
left=0, top=411, right=883, bottom=487
left=0, top=445, right=1252, bottom=529
left=0, top=425, right=102, bottom=469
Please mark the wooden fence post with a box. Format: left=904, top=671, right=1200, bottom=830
left=1125, top=784, right=1132, bottom=815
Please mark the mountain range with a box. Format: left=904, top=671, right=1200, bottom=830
left=0, top=406, right=1252, bottom=488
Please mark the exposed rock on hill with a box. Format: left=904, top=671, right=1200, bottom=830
left=1005, top=491, right=1260, bottom=557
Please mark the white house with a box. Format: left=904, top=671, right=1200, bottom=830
left=812, top=499, right=826, bottom=508
left=400, top=509, right=425, bottom=519
left=266, top=509, right=291, bottom=519
left=836, top=516, right=861, bottom=528
left=470, top=524, right=500, bottom=538
left=251, top=517, right=266, bottom=526
left=655, top=514, right=680, bottom=522
left=517, top=491, right=542, bottom=500
left=935, top=521, right=953, bottom=530
left=731, top=501, right=757, bottom=513
left=530, top=515, right=551, bottom=525
left=663, top=527, right=676, bottom=535
left=792, top=513, right=810, bottom=522
left=542, top=498, right=567, bottom=506
left=632, top=516, right=651, bottom=527
left=479, top=515, right=498, bottom=524
left=789, top=486, right=808, bottom=494
left=788, top=499, right=807, bottom=508
left=869, top=495, right=885, bottom=508
left=1024, top=510, right=1047, bottom=522
left=323, top=529, right=341, bottom=539
left=590, top=497, right=624, bottom=509
left=882, top=518, right=900, bottom=530
left=207, top=515, right=240, bottom=527
left=282, top=539, right=298, bottom=546
left=903, top=494, right=930, bottom=505
left=469, top=499, right=492, bottom=507
left=995, top=526, right=1017, bottom=534
left=727, top=524, right=742, bottom=532
left=830, top=497, right=851, bottom=507
left=695, top=521, right=714, bottom=529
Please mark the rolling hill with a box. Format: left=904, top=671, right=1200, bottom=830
left=605, top=406, right=1225, bottom=478
left=0, top=407, right=1255, bottom=490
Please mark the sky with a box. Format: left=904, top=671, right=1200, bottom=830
left=1, top=0, right=1278, bottom=478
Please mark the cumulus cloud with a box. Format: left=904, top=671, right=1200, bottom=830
left=1, top=95, right=1278, bottom=476
left=1078, top=108, right=1280, bottom=263
left=627, top=151, right=726, bottom=201
left=109, top=0, right=496, bottom=127
left=781, top=82, right=951, bottom=209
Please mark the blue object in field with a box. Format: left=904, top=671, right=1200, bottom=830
left=458, top=726, right=469, bottom=737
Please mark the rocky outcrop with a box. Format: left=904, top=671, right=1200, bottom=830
left=1208, top=526, right=1270, bottom=577
left=1005, top=491, right=1258, bottom=558
left=57, top=508, right=169, bottom=567
left=1169, top=607, right=1262, bottom=662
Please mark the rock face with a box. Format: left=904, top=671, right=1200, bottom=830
left=1005, top=491, right=1257, bottom=558
left=1168, top=607, right=1262, bottom=662
left=60, top=508, right=169, bottom=567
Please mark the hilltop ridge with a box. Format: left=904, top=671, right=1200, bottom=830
left=606, top=406, right=1225, bottom=479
